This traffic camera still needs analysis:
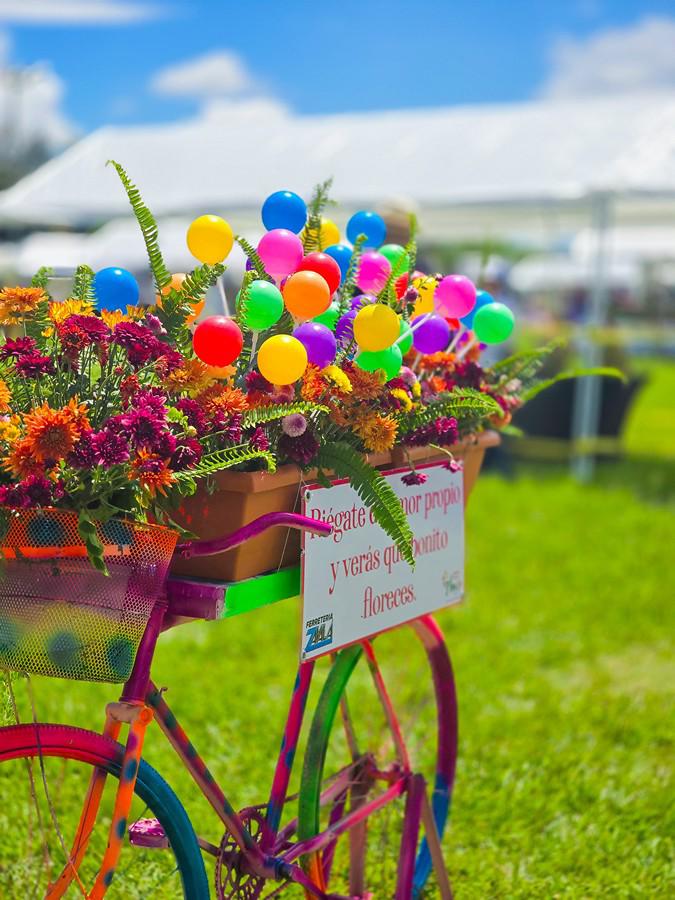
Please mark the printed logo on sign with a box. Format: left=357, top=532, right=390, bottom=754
left=304, top=613, right=334, bottom=655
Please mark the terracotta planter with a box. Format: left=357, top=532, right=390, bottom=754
left=170, top=431, right=500, bottom=583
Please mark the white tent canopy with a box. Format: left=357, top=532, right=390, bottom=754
left=1, top=93, right=675, bottom=236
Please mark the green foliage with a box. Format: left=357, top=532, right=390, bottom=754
left=107, top=159, right=172, bottom=292
left=30, top=266, right=52, bottom=291
left=489, top=340, right=562, bottom=388
left=175, top=445, right=276, bottom=481
left=77, top=509, right=108, bottom=576
left=303, top=179, right=334, bottom=252
left=235, top=235, right=272, bottom=281
left=72, top=264, right=96, bottom=305
left=180, top=262, right=226, bottom=305
left=241, top=402, right=327, bottom=429
left=521, top=366, right=626, bottom=403
left=337, top=234, right=366, bottom=316
left=399, top=388, right=501, bottom=433
left=317, top=440, right=414, bottom=567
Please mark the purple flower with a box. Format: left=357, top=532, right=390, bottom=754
left=445, top=458, right=463, bottom=472
left=130, top=388, right=167, bottom=416
left=245, top=371, right=273, bottom=394
left=112, top=321, right=163, bottom=368
left=64, top=314, right=110, bottom=344
left=151, top=430, right=177, bottom=458
left=155, top=345, right=184, bottom=374
left=175, top=398, right=208, bottom=436
left=401, top=471, right=428, bottom=486
left=278, top=429, right=320, bottom=467
left=0, top=336, right=37, bottom=359
left=92, top=429, right=130, bottom=467
left=249, top=426, right=270, bottom=452
left=170, top=437, right=203, bottom=470
left=15, top=353, right=54, bottom=378
left=117, top=407, right=167, bottom=448
left=403, top=416, right=458, bottom=448
left=68, top=430, right=98, bottom=469
left=282, top=414, right=307, bottom=437
left=0, top=475, right=63, bottom=508
left=144, top=313, right=166, bottom=335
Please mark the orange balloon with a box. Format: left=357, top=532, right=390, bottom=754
left=282, top=270, right=331, bottom=319
left=156, top=273, right=204, bottom=325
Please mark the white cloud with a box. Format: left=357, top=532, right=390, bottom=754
left=151, top=50, right=255, bottom=99
left=541, top=16, right=675, bottom=98
left=0, top=0, right=161, bottom=24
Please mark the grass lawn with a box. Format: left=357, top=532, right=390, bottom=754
left=1, top=361, right=673, bottom=897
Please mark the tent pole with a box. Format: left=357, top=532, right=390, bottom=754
left=570, top=191, right=613, bottom=482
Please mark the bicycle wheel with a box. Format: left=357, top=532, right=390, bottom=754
left=297, top=614, right=457, bottom=898
left=0, top=723, right=209, bottom=899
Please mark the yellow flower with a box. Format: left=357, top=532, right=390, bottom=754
left=164, top=359, right=214, bottom=395
left=411, top=381, right=421, bottom=399
left=390, top=387, right=412, bottom=412
left=321, top=365, right=352, bottom=394
left=0, top=287, right=47, bottom=325
left=48, top=298, right=94, bottom=325
left=0, top=380, right=10, bottom=414
left=0, top=415, right=20, bottom=444
left=355, top=414, right=398, bottom=453
left=100, top=306, right=146, bottom=328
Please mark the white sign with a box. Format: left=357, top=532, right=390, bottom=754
left=301, top=461, right=464, bottom=659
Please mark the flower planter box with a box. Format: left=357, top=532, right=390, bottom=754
left=169, top=431, right=500, bottom=583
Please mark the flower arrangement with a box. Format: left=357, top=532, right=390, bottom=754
left=0, top=163, right=610, bottom=572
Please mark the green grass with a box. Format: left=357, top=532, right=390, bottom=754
left=1, top=360, right=673, bottom=897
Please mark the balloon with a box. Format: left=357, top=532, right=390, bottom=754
left=320, top=219, right=341, bottom=248
left=187, top=215, right=234, bottom=265
left=473, top=302, right=515, bottom=344
left=193, top=316, right=243, bottom=367
left=313, top=301, right=340, bottom=330
left=412, top=314, right=451, bottom=354
left=435, top=275, right=476, bottom=319
left=257, top=229, right=304, bottom=278
left=398, top=318, right=414, bottom=355
left=156, top=273, right=204, bottom=324
left=350, top=293, right=375, bottom=310
left=282, top=270, right=331, bottom=319
left=379, top=243, right=410, bottom=274
left=238, top=280, right=284, bottom=331
left=324, top=243, right=352, bottom=283
left=335, top=309, right=358, bottom=346
left=346, top=210, right=386, bottom=248
left=293, top=322, right=337, bottom=368
left=355, top=251, right=391, bottom=293
left=461, top=289, right=494, bottom=329
left=257, top=334, right=308, bottom=385
left=353, top=303, right=400, bottom=352
left=262, top=190, right=307, bottom=233
left=296, top=252, right=342, bottom=296
left=395, top=272, right=409, bottom=300
left=356, top=345, right=403, bottom=382
left=411, top=275, right=436, bottom=316
left=94, top=267, right=139, bottom=312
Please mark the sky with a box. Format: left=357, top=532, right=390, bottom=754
left=2, top=0, right=675, bottom=149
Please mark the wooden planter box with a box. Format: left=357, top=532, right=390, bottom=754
left=170, top=431, right=500, bottom=583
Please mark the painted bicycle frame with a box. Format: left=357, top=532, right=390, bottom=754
left=42, top=512, right=455, bottom=899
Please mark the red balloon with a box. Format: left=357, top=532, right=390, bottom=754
left=445, top=317, right=460, bottom=329
left=296, top=252, right=341, bottom=296
left=193, top=316, right=243, bottom=366
left=395, top=271, right=409, bottom=299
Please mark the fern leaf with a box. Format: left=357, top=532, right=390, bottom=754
left=400, top=389, right=501, bottom=433
left=107, top=160, right=172, bottom=291
left=337, top=234, right=365, bottom=316
left=235, top=235, right=272, bottom=281
left=180, top=263, right=225, bottom=305
left=30, top=266, right=52, bottom=291
left=317, top=441, right=414, bottom=568
left=72, top=264, right=96, bottom=306
left=303, top=179, right=334, bottom=252
left=242, top=402, right=327, bottom=429
left=174, top=445, right=276, bottom=481
left=521, top=366, right=625, bottom=403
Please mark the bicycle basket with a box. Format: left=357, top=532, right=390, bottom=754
left=0, top=508, right=177, bottom=683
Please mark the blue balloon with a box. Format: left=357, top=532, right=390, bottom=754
left=94, top=267, right=139, bottom=312
left=346, top=210, right=386, bottom=248
left=323, top=243, right=353, bottom=283
left=261, top=190, right=307, bottom=233
left=461, top=289, right=494, bottom=330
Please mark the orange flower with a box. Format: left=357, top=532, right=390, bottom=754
left=0, top=287, right=47, bottom=325
left=197, top=384, right=248, bottom=417
left=165, top=359, right=214, bottom=395
left=418, top=352, right=456, bottom=373
left=354, top=414, right=398, bottom=453
left=0, top=380, right=10, bottom=413
left=300, top=365, right=326, bottom=403
left=344, top=364, right=384, bottom=402
left=130, top=449, right=175, bottom=496
left=64, top=398, right=91, bottom=434
left=3, top=438, right=45, bottom=477
left=23, top=403, right=80, bottom=462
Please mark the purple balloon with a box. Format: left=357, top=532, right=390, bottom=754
left=350, top=292, right=376, bottom=310
left=293, top=321, right=337, bottom=369
left=245, top=257, right=254, bottom=271
left=335, top=308, right=358, bottom=346
left=412, top=314, right=451, bottom=354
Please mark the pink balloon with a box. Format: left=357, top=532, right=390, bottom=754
left=435, top=275, right=476, bottom=318
left=355, top=251, right=392, bottom=293
left=257, top=229, right=304, bottom=278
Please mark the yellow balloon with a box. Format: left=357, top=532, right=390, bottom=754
left=187, top=215, right=234, bottom=265
left=353, top=304, right=400, bottom=352
left=412, top=276, right=436, bottom=317
left=257, top=334, right=308, bottom=385
left=320, top=219, right=340, bottom=249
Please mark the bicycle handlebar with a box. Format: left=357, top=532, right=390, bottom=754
left=175, top=511, right=332, bottom=560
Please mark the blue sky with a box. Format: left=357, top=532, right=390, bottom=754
left=3, top=0, right=675, bottom=143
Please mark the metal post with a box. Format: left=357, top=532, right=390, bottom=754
left=571, top=192, right=613, bottom=481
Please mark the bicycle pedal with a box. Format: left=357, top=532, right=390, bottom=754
left=128, top=818, right=169, bottom=849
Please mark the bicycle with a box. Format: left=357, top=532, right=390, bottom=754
left=0, top=508, right=456, bottom=899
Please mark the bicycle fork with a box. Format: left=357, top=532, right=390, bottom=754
left=45, top=700, right=153, bottom=900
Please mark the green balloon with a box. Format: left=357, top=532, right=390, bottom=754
left=473, top=302, right=515, bottom=344
left=313, top=300, right=340, bottom=331
left=398, top=318, right=413, bottom=355
left=379, top=243, right=410, bottom=273
left=356, top=345, right=403, bottom=382
left=238, top=280, right=283, bottom=330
